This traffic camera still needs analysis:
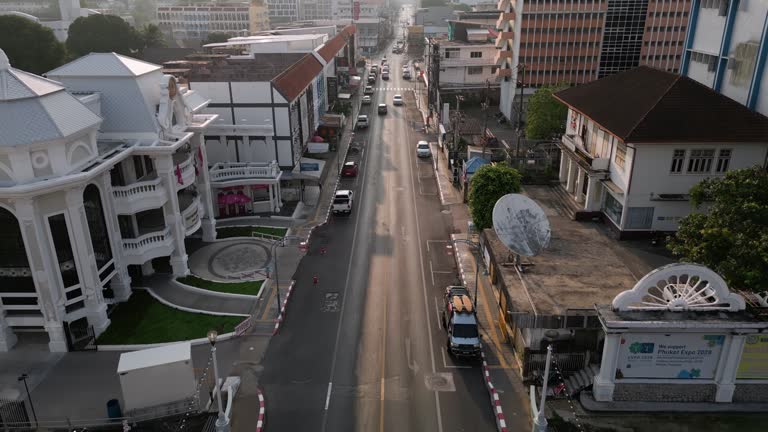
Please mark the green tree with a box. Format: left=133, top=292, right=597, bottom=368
left=525, top=85, right=569, bottom=140
left=204, top=32, right=231, bottom=45
left=468, top=164, right=522, bottom=230
left=0, top=15, right=66, bottom=74
left=140, top=24, right=166, bottom=49
left=667, top=166, right=768, bottom=293
left=67, top=14, right=142, bottom=58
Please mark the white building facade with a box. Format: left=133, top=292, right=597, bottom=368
left=0, top=50, right=218, bottom=352
left=554, top=66, right=768, bottom=238
left=435, top=38, right=499, bottom=89
left=157, top=2, right=267, bottom=40
left=681, top=0, right=768, bottom=116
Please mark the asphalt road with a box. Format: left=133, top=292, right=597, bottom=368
left=259, top=39, right=496, bottom=431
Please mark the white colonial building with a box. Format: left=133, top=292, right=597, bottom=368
left=554, top=66, right=768, bottom=238
left=0, top=50, right=218, bottom=352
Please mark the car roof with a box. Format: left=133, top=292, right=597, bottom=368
left=394, top=94, right=402, bottom=98
left=344, top=161, right=356, bottom=166
left=418, top=140, right=428, bottom=145
left=336, top=189, right=352, bottom=195
left=453, top=313, right=478, bottom=324
left=379, top=103, right=386, bottom=106
left=358, top=114, right=367, bottom=118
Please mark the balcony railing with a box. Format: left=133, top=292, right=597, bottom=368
left=176, top=153, right=196, bottom=190
left=560, top=134, right=610, bottom=171
left=112, top=177, right=167, bottom=215
left=495, top=32, right=514, bottom=48
left=495, top=50, right=513, bottom=64
left=209, top=161, right=281, bottom=184
left=497, top=68, right=513, bottom=77
left=181, top=195, right=203, bottom=235
left=496, top=13, right=514, bottom=30
left=121, top=227, right=174, bottom=265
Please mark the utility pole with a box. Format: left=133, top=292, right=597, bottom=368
left=515, top=63, right=526, bottom=166
left=481, top=79, right=490, bottom=159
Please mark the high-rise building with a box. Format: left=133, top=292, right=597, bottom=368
left=266, top=0, right=299, bottom=24
left=497, top=0, right=692, bottom=120
left=157, top=2, right=268, bottom=41
left=681, top=0, right=768, bottom=116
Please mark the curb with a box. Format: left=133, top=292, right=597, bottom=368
left=256, top=388, right=266, bottom=432
left=481, top=350, right=509, bottom=432
left=272, top=280, right=297, bottom=335
left=97, top=331, right=238, bottom=351
left=172, top=279, right=263, bottom=301
left=144, top=286, right=250, bottom=318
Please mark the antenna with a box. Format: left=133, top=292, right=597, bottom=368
left=492, top=194, right=551, bottom=260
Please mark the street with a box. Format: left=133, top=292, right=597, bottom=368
left=258, top=44, right=497, bottom=431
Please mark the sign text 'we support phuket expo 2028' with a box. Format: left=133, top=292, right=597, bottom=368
left=616, top=333, right=726, bottom=379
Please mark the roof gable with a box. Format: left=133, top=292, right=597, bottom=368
left=272, top=54, right=323, bottom=102
left=47, top=52, right=161, bottom=78
left=554, top=66, right=768, bottom=143
left=317, top=25, right=355, bottom=62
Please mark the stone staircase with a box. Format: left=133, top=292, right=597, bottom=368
left=548, top=184, right=580, bottom=220
left=564, top=363, right=600, bottom=396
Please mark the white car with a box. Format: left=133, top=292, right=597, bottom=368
left=362, top=95, right=372, bottom=104
left=393, top=94, right=403, bottom=105
left=416, top=140, right=431, bottom=158
left=332, top=190, right=354, bottom=214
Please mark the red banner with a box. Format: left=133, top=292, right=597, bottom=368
left=353, top=1, right=360, bottom=20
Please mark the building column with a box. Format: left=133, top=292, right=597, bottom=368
left=14, top=199, right=68, bottom=352
left=574, top=169, right=585, bottom=203
left=98, top=174, right=131, bottom=302
left=565, top=159, right=577, bottom=194
left=156, top=154, right=189, bottom=277
left=0, top=307, right=17, bottom=352
left=584, top=176, right=601, bottom=211
left=64, top=188, right=110, bottom=335
left=194, top=135, right=217, bottom=242
left=275, top=181, right=283, bottom=210
left=593, top=332, right=621, bottom=402
left=715, top=334, right=747, bottom=403
left=558, top=152, right=568, bottom=184
left=269, top=184, right=276, bottom=212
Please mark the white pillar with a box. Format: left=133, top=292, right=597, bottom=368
left=269, top=184, right=275, bottom=212
left=64, top=188, right=110, bottom=335
left=593, top=332, right=621, bottom=402
left=584, top=176, right=601, bottom=211
left=0, top=308, right=17, bottom=352
left=194, top=135, right=217, bottom=242
left=565, top=159, right=577, bottom=193
left=110, top=269, right=132, bottom=302
left=156, top=154, right=189, bottom=277
left=142, top=261, right=155, bottom=276
left=715, top=334, right=747, bottom=403
left=98, top=173, right=132, bottom=302
left=14, top=199, right=69, bottom=352
left=558, top=152, right=568, bottom=184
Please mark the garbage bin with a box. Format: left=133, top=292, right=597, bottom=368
left=107, top=399, right=122, bottom=419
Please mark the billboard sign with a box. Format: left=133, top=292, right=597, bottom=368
left=616, top=333, right=726, bottom=379
left=737, top=334, right=768, bottom=379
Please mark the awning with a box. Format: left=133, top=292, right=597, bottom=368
left=291, top=157, right=326, bottom=181
left=600, top=179, right=624, bottom=196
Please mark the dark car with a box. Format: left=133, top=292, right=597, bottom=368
left=378, top=103, right=388, bottom=114
left=341, top=161, right=359, bottom=177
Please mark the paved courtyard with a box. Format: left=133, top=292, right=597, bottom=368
left=188, top=239, right=271, bottom=282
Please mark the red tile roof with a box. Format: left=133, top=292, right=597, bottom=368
left=317, top=25, right=356, bottom=62
left=555, top=66, right=768, bottom=143
left=272, top=53, right=323, bottom=102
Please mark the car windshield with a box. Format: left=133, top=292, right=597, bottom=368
left=334, top=197, right=349, bottom=204
left=418, top=144, right=429, bottom=149
left=453, top=323, right=478, bottom=339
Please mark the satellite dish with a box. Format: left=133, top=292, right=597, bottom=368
left=492, top=194, right=551, bottom=257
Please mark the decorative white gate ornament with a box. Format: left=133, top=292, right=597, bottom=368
left=612, top=263, right=746, bottom=312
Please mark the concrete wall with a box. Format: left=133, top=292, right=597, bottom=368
left=613, top=383, right=717, bottom=402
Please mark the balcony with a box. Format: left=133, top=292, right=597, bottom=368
left=497, top=68, right=513, bottom=77
left=495, top=50, right=513, bottom=64
left=560, top=134, right=609, bottom=171
left=121, top=227, right=175, bottom=265
left=180, top=193, right=203, bottom=236
left=174, top=151, right=196, bottom=190
left=112, top=177, right=168, bottom=215
left=496, top=13, right=514, bottom=30
left=495, top=32, right=514, bottom=48
left=209, top=161, right=282, bottom=186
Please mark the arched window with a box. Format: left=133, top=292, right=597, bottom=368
left=83, top=185, right=113, bottom=272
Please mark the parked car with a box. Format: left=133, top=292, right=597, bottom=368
left=382, top=71, right=389, bottom=80
left=368, top=74, right=376, bottom=84
left=362, top=95, right=372, bottom=105
left=356, top=115, right=369, bottom=129
left=364, top=85, right=374, bottom=95
left=442, top=286, right=481, bottom=358
left=371, top=64, right=378, bottom=74
left=378, top=103, right=388, bottom=115
left=416, top=140, right=431, bottom=158
left=332, top=190, right=354, bottom=214
left=393, top=94, right=403, bottom=105
left=341, top=161, right=359, bottom=177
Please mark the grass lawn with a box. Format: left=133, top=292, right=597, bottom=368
left=97, top=291, right=243, bottom=345
left=217, top=226, right=287, bottom=239
left=177, top=275, right=264, bottom=296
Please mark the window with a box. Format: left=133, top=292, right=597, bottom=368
left=444, top=48, right=459, bottom=58
left=670, top=149, right=685, bottom=173
left=687, top=149, right=715, bottom=173
left=614, top=141, right=627, bottom=169
left=603, top=193, right=623, bottom=227
left=715, top=149, right=731, bottom=173
left=467, top=66, right=484, bottom=75
left=626, top=207, right=655, bottom=230
left=470, top=51, right=483, bottom=58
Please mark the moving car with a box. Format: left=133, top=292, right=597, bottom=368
left=416, top=140, right=431, bottom=157
left=402, top=69, right=411, bottom=79
left=341, top=161, right=359, bottom=177
left=378, top=103, right=388, bottom=114
left=356, top=115, right=369, bottom=129
left=442, top=286, right=481, bottom=358
left=393, top=94, right=403, bottom=105
left=382, top=71, right=389, bottom=80
left=332, top=190, right=354, bottom=214
left=368, top=74, right=376, bottom=84
left=362, top=95, right=372, bottom=105
left=364, top=85, right=374, bottom=95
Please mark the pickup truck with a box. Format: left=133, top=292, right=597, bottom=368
left=442, top=286, right=481, bottom=358
left=332, top=190, right=354, bottom=214
left=356, top=115, right=369, bottom=129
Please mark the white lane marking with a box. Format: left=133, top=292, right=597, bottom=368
left=324, top=382, right=333, bottom=410
left=320, top=105, right=376, bottom=431
left=405, top=91, right=444, bottom=432
left=434, top=297, right=443, bottom=330
left=429, top=260, right=435, bottom=286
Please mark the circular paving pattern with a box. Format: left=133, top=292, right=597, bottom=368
left=188, top=239, right=272, bottom=282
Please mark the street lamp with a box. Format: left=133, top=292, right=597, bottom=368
left=17, top=374, right=37, bottom=428
left=207, top=330, right=230, bottom=432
